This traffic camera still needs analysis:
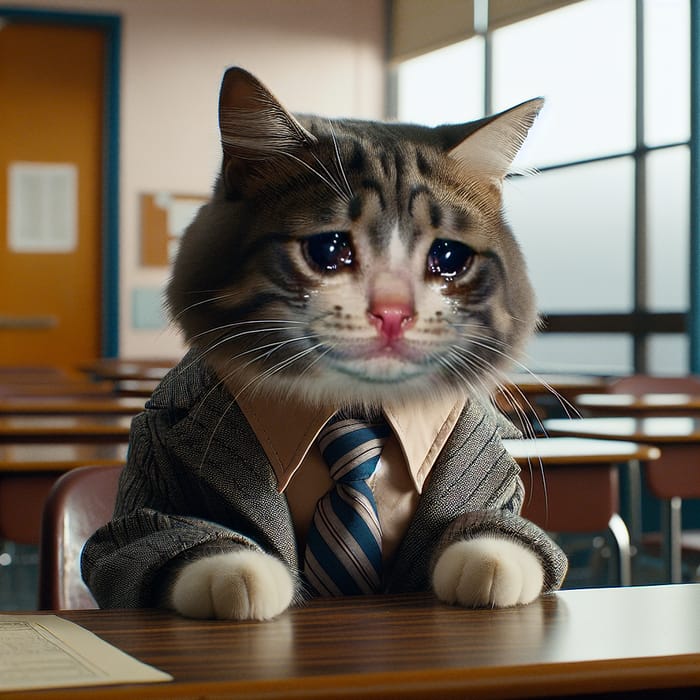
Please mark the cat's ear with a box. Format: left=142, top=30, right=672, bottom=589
left=438, top=98, right=544, bottom=183
left=218, top=67, right=317, bottom=197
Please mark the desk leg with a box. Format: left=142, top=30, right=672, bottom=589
left=661, top=497, right=683, bottom=583
left=624, top=459, right=643, bottom=552
left=607, top=513, right=632, bottom=586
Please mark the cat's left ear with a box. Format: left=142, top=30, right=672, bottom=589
left=218, top=67, right=317, bottom=197
left=439, top=98, right=544, bottom=183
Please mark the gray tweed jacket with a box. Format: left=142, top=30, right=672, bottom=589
left=81, top=351, right=567, bottom=607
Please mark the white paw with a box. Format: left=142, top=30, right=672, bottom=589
left=432, top=536, right=544, bottom=608
left=170, top=550, right=294, bottom=620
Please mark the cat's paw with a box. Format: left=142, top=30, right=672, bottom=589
left=170, top=550, right=294, bottom=620
left=432, top=536, right=544, bottom=608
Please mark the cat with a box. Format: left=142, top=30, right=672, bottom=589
left=81, top=67, right=567, bottom=620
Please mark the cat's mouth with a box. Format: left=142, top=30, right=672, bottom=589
left=324, top=340, right=435, bottom=382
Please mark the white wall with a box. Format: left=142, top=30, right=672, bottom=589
left=10, top=0, right=386, bottom=358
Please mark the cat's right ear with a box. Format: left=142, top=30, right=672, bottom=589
left=218, top=67, right=317, bottom=198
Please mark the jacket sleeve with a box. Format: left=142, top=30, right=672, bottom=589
left=81, top=409, right=264, bottom=608
left=433, top=475, right=569, bottom=594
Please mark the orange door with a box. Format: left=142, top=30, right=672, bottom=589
left=0, top=22, right=104, bottom=367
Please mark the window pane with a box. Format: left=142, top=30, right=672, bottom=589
left=647, top=334, right=689, bottom=375
left=503, top=158, right=635, bottom=313
left=647, top=146, right=689, bottom=311
left=522, top=334, right=633, bottom=375
left=644, top=0, right=690, bottom=146
left=492, top=0, right=635, bottom=168
left=396, top=37, right=484, bottom=126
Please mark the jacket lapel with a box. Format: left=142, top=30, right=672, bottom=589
left=165, top=379, right=299, bottom=571
left=387, top=400, right=521, bottom=593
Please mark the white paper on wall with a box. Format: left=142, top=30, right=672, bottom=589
left=8, top=162, right=78, bottom=253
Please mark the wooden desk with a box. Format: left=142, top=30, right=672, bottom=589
left=507, top=373, right=607, bottom=396
left=0, top=415, right=132, bottom=443
left=112, top=380, right=159, bottom=398
left=79, top=359, right=175, bottom=382
left=544, top=417, right=700, bottom=582
left=576, top=393, right=700, bottom=416
left=0, top=381, right=116, bottom=398
left=0, top=443, right=127, bottom=544
left=0, top=396, right=145, bottom=416
left=11, top=586, right=700, bottom=699
left=505, top=437, right=660, bottom=585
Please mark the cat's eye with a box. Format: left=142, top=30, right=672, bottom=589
left=303, top=231, right=354, bottom=274
left=426, top=239, right=475, bottom=279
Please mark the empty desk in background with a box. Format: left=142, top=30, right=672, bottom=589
left=14, top=585, right=700, bottom=699
left=545, top=416, right=700, bottom=582
left=575, top=393, right=700, bottom=416
left=504, top=437, right=660, bottom=586
left=0, top=396, right=145, bottom=416
left=497, top=373, right=606, bottom=423
left=0, top=415, right=132, bottom=443
left=79, top=358, right=175, bottom=382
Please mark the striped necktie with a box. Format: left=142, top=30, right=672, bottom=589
left=303, top=415, right=390, bottom=596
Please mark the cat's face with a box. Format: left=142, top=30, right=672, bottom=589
left=168, top=68, right=540, bottom=408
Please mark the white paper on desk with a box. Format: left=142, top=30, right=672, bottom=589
left=0, top=614, right=172, bottom=691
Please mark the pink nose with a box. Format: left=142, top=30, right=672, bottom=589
left=368, top=303, right=415, bottom=342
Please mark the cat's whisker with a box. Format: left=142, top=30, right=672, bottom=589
left=169, top=292, right=240, bottom=322
left=279, top=149, right=350, bottom=202
left=233, top=343, right=325, bottom=401
left=188, top=319, right=304, bottom=343
left=444, top=346, right=549, bottom=517
left=327, top=121, right=354, bottom=199
left=457, top=333, right=582, bottom=422
left=447, top=345, right=542, bottom=442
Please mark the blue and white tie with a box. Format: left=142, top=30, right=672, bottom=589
left=303, top=415, right=390, bottom=596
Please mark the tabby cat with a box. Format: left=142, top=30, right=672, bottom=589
left=81, top=67, right=567, bottom=620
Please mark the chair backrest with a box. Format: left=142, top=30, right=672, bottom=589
left=609, top=374, right=700, bottom=394
left=38, top=465, right=122, bottom=610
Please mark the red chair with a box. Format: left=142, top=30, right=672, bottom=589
left=38, top=465, right=122, bottom=609
left=609, top=374, right=700, bottom=582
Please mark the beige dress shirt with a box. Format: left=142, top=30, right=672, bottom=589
left=236, top=393, right=467, bottom=563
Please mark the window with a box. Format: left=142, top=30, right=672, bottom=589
left=392, top=0, right=690, bottom=376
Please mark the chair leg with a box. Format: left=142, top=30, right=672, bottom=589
left=607, top=513, right=632, bottom=587
left=661, top=497, right=683, bottom=583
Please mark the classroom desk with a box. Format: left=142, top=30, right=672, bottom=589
left=0, top=415, right=132, bottom=443
left=506, top=372, right=607, bottom=396
left=0, top=396, right=145, bottom=416
left=79, top=359, right=175, bottom=382
left=0, top=443, right=127, bottom=544
left=544, top=416, right=700, bottom=583
left=0, top=381, right=116, bottom=398
left=10, top=585, right=700, bottom=699
left=575, top=392, right=700, bottom=416
left=505, top=437, right=660, bottom=585
left=112, top=380, right=159, bottom=397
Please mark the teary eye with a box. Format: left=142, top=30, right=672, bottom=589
left=303, top=231, right=355, bottom=274
left=426, top=238, right=475, bottom=279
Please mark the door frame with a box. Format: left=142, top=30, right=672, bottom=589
left=0, top=6, right=121, bottom=357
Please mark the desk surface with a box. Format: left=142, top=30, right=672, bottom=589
left=0, top=396, right=145, bottom=416
left=0, top=442, right=127, bottom=471
left=79, top=359, right=175, bottom=382
left=505, top=373, right=606, bottom=395
left=13, top=585, right=700, bottom=699
left=544, top=416, right=700, bottom=443
left=504, top=436, right=660, bottom=464
left=576, top=392, right=700, bottom=413
left=0, top=415, right=132, bottom=442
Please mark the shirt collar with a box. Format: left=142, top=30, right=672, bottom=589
left=235, top=391, right=466, bottom=494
